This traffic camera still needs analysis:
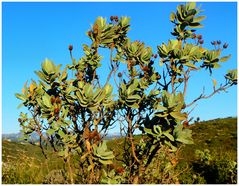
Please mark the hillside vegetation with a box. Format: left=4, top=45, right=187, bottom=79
left=2, top=117, right=237, bottom=184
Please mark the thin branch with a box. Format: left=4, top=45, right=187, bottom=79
left=30, top=110, right=48, bottom=159
left=103, top=48, right=115, bottom=87
left=126, top=109, right=140, bottom=163
left=186, top=83, right=233, bottom=108
left=162, top=69, right=171, bottom=91
left=183, top=68, right=190, bottom=97
left=187, top=104, right=198, bottom=116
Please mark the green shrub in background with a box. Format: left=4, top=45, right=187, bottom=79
left=193, top=149, right=237, bottom=184
left=15, top=2, right=237, bottom=184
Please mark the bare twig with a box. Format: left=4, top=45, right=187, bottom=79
left=103, top=48, right=115, bottom=87
left=186, top=83, right=233, bottom=108
left=183, top=68, right=190, bottom=97
left=187, top=104, right=198, bottom=116
left=30, top=110, right=48, bottom=159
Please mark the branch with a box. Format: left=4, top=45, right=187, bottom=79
left=126, top=109, right=140, bottom=163
left=186, top=83, right=233, bottom=108
left=162, top=69, right=171, bottom=91
left=183, top=68, right=190, bottom=97
left=103, top=48, right=116, bottom=87
left=30, top=110, right=48, bottom=159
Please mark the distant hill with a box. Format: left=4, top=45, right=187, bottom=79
left=181, top=116, right=237, bottom=161
left=2, top=117, right=237, bottom=184
left=2, top=131, right=121, bottom=142
left=2, top=132, right=39, bottom=142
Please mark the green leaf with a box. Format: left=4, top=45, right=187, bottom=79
left=187, top=2, right=196, bottom=10
left=127, top=102, right=139, bottom=109
left=213, top=63, right=221, bottom=69
left=17, top=103, right=24, bottom=109
left=174, top=125, right=194, bottom=144
left=193, top=16, right=206, bottom=23
left=170, top=111, right=187, bottom=120
left=144, top=128, right=154, bottom=135
left=155, top=111, right=168, bottom=118
left=170, top=12, right=176, bottom=22
left=163, top=132, right=174, bottom=141
left=35, top=71, right=47, bottom=82
left=212, top=79, right=217, bottom=88
left=104, top=84, right=113, bottom=97
left=165, top=141, right=177, bottom=152
left=42, top=94, right=51, bottom=108
left=65, top=86, right=77, bottom=94
left=42, top=58, right=56, bottom=75
left=58, top=130, right=66, bottom=138
left=170, top=40, right=179, bottom=49
left=184, top=62, right=197, bottom=69
left=99, top=159, right=113, bottom=165
left=127, top=94, right=141, bottom=100
left=58, top=150, right=65, bottom=157
left=15, top=93, right=26, bottom=101
left=220, top=54, right=231, bottom=62
left=189, top=22, right=203, bottom=28
left=153, top=125, right=162, bottom=135
left=156, top=104, right=167, bottom=111
left=225, top=69, right=237, bottom=83
left=46, top=128, right=55, bottom=135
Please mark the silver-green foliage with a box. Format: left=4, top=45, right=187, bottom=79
left=15, top=2, right=237, bottom=184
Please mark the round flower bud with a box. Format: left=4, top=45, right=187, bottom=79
left=197, top=34, right=202, bottom=40
left=68, top=45, right=73, bottom=51
left=223, top=43, right=229, bottom=49
left=118, top=72, right=122, bottom=78
left=199, top=39, right=204, bottom=44
left=110, top=16, right=114, bottom=21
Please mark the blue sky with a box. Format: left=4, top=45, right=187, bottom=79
left=2, top=2, right=237, bottom=134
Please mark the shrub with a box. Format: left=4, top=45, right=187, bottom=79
left=15, top=2, right=237, bottom=184
left=193, top=149, right=237, bottom=184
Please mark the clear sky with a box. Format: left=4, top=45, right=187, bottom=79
left=2, top=2, right=237, bottom=134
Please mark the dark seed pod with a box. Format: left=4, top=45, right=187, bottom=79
left=18, top=118, right=22, bottom=123
left=70, top=105, right=75, bottom=111
left=72, top=116, right=77, bottom=122
left=211, top=41, right=217, bottom=45
left=178, top=78, right=184, bottom=83
left=199, top=39, right=204, bottom=44
left=179, top=64, right=183, bottom=71
left=156, top=98, right=162, bottom=102
left=68, top=45, right=73, bottom=51
left=192, top=33, right=197, bottom=39
left=223, top=43, right=229, bottom=49
left=110, top=16, right=114, bottom=21
left=154, top=54, right=158, bottom=59
left=87, top=31, right=92, bottom=37
left=197, top=34, right=202, bottom=40
left=149, top=60, right=154, bottom=66
left=142, top=66, right=150, bottom=72
left=217, top=40, right=221, bottom=45
left=155, top=72, right=161, bottom=80
left=118, top=72, right=122, bottom=78
left=54, top=107, right=60, bottom=114
left=55, top=97, right=61, bottom=104
left=50, top=96, right=56, bottom=104
left=183, top=120, right=189, bottom=128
